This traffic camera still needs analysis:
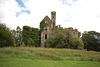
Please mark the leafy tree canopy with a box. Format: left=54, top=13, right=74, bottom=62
left=82, top=31, right=100, bottom=51
left=11, top=26, right=22, bottom=47
left=0, top=22, right=15, bottom=47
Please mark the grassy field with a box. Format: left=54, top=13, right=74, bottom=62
left=0, top=47, right=100, bottom=67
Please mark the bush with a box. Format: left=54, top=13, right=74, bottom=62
left=46, top=28, right=84, bottom=49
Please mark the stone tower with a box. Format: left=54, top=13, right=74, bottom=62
left=40, top=11, right=56, bottom=47
left=51, top=11, right=56, bottom=29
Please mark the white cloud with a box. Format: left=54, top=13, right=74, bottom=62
left=69, top=0, right=100, bottom=33
left=0, top=0, right=21, bottom=28
left=0, top=0, right=100, bottom=33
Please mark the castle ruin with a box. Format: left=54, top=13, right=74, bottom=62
left=40, top=11, right=81, bottom=47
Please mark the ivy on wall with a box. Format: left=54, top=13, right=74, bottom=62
left=40, top=20, right=47, bottom=32
left=22, top=26, right=40, bottom=46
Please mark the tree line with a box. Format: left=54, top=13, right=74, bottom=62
left=0, top=22, right=100, bottom=51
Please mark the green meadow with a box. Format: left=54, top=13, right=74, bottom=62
left=0, top=47, right=100, bottom=67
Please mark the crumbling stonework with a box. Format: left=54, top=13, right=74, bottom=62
left=40, top=11, right=56, bottom=47
left=68, top=27, right=81, bottom=38
left=40, top=11, right=81, bottom=47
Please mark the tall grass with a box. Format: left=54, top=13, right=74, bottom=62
left=0, top=47, right=100, bottom=61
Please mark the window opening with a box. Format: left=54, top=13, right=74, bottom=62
left=45, top=34, right=47, bottom=39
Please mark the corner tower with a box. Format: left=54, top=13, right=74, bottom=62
left=51, top=11, right=56, bottom=29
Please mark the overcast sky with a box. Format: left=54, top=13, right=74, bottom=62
left=0, top=0, right=100, bottom=33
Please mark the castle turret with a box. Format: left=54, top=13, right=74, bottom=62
left=51, top=11, right=56, bottom=29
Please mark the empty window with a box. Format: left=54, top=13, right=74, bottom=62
left=45, top=34, right=47, bottom=39
left=45, top=26, right=47, bottom=30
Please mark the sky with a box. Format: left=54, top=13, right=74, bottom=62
left=0, top=0, right=100, bottom=33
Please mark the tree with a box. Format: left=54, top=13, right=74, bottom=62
left=11, top=26, right=22, bottom=47
left=0, top=22, right=15, bottom=47
left=82, top=31, right=100, bottom=51
left=16, top=26, right=22, bottom=46
left=46, top=28, right=84, bottom=49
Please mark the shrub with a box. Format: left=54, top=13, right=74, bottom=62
left=46, top=28, right=84, bottom=49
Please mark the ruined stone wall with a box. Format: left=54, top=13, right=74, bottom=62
left=41, top=26, right=54, bottom=47
left=41, top=11, right=56, bottom=47
left=68, top=27, right=81, bottom=38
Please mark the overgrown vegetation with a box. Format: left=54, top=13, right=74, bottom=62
left=46, top=28, right=84, bottom=49
left=22, top=26, right=40, bottom=47
left=40, top=20, right=47, bottom=32
left=0, top=22, right=100, bottom=51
